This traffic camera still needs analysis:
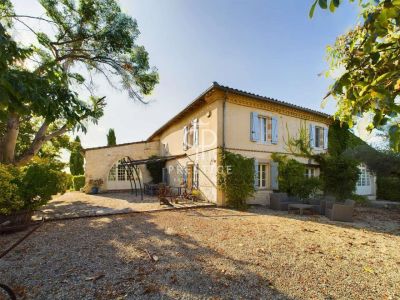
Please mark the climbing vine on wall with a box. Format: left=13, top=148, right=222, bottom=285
left=218, top=149, right=255, bottom=210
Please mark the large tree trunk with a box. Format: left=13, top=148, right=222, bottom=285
left=2, top=112, right=20, bottom=164
left=15, top=121, right=68, bottom=166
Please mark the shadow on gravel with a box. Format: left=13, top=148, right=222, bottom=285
left=246, top=205, right=400, bottom=237
left=0, top=211, right=294, bottom=300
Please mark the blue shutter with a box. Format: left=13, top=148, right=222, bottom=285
left=271, top=117, right=278, bottom=144
left=183, top=126, right=188, bottom=150
left=250, top=112, right=259, bottom=141
left=193, top=119, right=199, bottom=146
left=270, top=161, right=279, bottom=190
left=254, top=159, right=259, bottom=189
left=323, top=127, right=329, bottom=150
left=309, top=124, right=315, bottom=149
left=193, top=164, right=199, bottom=189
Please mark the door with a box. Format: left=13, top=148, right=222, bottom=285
left=186, top=164, right=194, bottom=189
left=356, top=164, right=372, bottom=195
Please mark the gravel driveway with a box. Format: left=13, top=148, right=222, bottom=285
left=38, top=191, right=211, bottom=220
left=1, top=207, right=399, bottom=299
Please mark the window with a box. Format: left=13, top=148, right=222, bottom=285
left=108, top=164, right=116, bottom=181
left=118, top=163, right=126, bottom=181
left=305, top=167, right=315, bottom=178
left=108, top=160, right=141, bottom=182
left=314, top=126, right=324, bottom=148
left=183, top=119, right=199, bottom=150
left=257, top=164, right=267, bottom=188
left=357, top=165, right=371, bottom=187
left=258, top=116, right=272, bottom=144
left=251, top=112, right=278, bottom=144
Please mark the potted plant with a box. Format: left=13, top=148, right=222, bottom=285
left=89, top=178, right=103, bottom=194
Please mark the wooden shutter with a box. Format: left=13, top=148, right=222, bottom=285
left=271, top=117, right=278, bottom=144
left=309, top=124, right=315, bottom=149
left=254, top=158, right=259, bottom=189
left=323, top=127, right=329, bottom=150
left=250, top=112, right=259, bottom=142
left=270, top=161, right=279, bottom=190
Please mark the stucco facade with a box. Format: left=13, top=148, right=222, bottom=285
left=84, top=82, right=376, bottom=205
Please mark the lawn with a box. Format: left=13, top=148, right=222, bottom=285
left=1, top=207, right=399, bottom=299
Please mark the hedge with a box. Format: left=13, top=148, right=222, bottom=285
left=73, top=175, right=86, bottom=191
left=377, top=176, right=400, bottom=202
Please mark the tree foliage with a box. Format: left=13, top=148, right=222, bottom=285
left=145, top=155, right=166, bottom=184
left=0, top=0, right=158, bottom=165
left=286, top=123, right=361, bottom=199
left=218, top=150, right=255, bottom=210
left=69, top=136, right=84, bottom=175
left=271, top=153, right=322, bottom=200
left=311, top=0, right=400, bottom=152
left=107, top=128, right=116, bottom=146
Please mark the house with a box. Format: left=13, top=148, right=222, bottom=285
left=84, top=82, right=377, bottom=205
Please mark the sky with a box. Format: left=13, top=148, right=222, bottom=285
left=11, top=0, right=361, bottom=149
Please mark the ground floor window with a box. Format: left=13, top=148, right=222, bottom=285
left=108, top=160, right=141, bottom=182
left=257, top=164, right=267, bottom=188
left=357, top=165, right=371, bottom=187
left=305, top=167, right=315, bottom=178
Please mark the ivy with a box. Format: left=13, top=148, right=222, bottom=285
left=218, top=149, right=255, bottom=210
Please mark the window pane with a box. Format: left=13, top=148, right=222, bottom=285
left=108, top=165, right=116, bottom=181
left=118, top=163, right=126, bottom=181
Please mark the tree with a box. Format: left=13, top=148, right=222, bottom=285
left=310, top=0, right=400, bottom=152
left=0, top=0, right=158, bottom=166
left=69, top=136, right=84, bottom=175
left=107, top=129, right=116, bottom=146
left=271, top=153, right=321, bottom=200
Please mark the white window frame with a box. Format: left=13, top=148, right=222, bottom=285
left=257, top=163, right=267, bottom=189
left=258, top=115, right=271, bottom=144
left=357, top=165, right=371, bottom=187
left=314, top=126, right=324, bottom=149
left=305, top=167, right=315, bottom=178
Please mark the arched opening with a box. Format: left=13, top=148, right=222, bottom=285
left=107, top=158, right=143, bottom=191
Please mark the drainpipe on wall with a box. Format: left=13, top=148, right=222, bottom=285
left=222, top=91, right=227, bottom=149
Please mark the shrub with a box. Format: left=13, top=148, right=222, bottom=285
left=377, top=176, right=400, bottom=201
left=320, top=155, right=360, bottom=200
left=19, top=162, right=68, bottom=211
left=272, top=154, right=321, bottom=200
left=73, top=175, right=86, bottom=191
left=0, top=164, right=23, bottom=214
left=146, top=155, right=166, bottom=184
left=0, top=161, right=71, bottom=215
left=218, top=150, right=255, bottom=210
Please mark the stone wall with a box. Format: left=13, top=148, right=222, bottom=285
left=84, top=141, right=160, bottom=192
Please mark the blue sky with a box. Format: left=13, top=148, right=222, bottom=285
left=13, top=0, right=360, bottom=148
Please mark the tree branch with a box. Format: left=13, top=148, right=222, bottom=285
left=15, top=121, right=69, bottom=166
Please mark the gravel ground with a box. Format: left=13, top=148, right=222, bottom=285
left=38, top=191, right=210, bottom=220
left=1, top=207, right=399, bottom=299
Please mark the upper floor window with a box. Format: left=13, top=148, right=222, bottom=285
left=250, top=112, right=278, bottom=144
left=309, top=124, right=328, bottom=149
left=183, top=119, right=199, bottom=150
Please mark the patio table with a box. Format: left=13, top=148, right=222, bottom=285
left=288, top=203, right=314, bottom=215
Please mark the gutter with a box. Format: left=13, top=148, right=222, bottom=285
left=222, top=91, right=227, bottom=149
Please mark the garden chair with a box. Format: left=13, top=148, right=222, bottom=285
left=307, top=198, right=326, bottom=215
left=270, top=193, right=301, bottom=211
left=325, top=199, right=355, bottom=222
